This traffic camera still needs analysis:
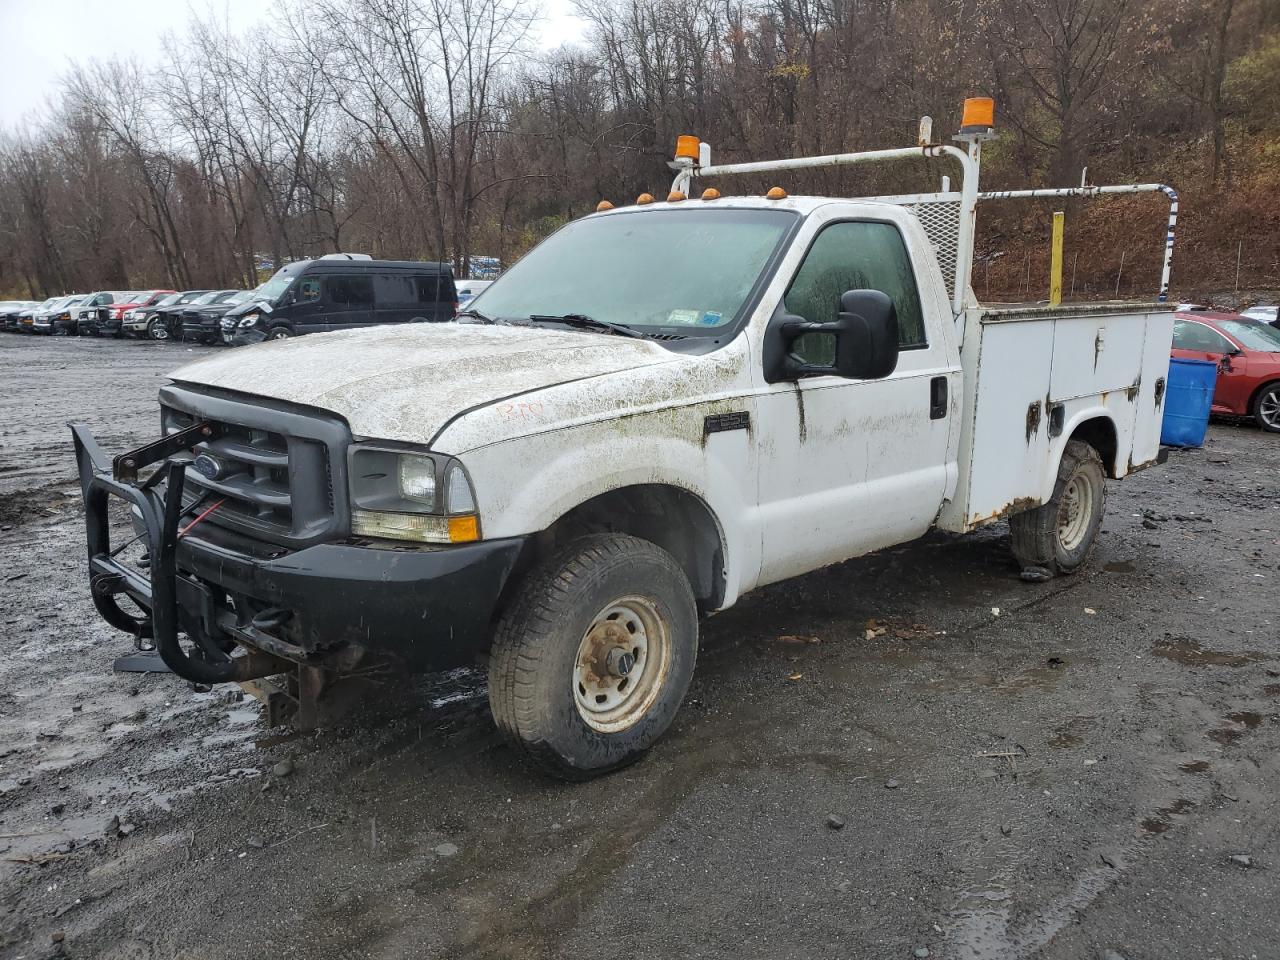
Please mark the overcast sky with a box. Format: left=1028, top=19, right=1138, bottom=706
left=0, top=0, right=587, bottom=132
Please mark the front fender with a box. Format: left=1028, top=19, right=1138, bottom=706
left=462, top=415, right=758, bottom=606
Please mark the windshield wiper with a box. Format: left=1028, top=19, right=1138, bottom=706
left=527, top=313, right=646, bottom=339
left=456, top=308, right=507, bottom=325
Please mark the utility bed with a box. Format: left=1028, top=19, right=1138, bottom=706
left=940, top=301, right=1175, bottom=532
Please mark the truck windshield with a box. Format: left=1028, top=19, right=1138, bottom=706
left=1217, top=319, right=1280, bottom=352
left=474, top=208, right=797, bottom=336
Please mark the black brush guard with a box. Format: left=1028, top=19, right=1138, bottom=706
left=71, top=421, right=292, bottom=684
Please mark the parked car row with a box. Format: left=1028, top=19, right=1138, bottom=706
left=1, top=255, right=465, bottom=346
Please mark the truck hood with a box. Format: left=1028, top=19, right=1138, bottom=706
left=169, top=323, right=679, bottom=446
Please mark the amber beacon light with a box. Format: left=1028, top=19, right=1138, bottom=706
left=675, top=135, right=700, bottom=161
left=959, top=97, right=995, bottom=135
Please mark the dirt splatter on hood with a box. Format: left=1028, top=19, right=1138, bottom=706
left=169, top=322, right=678, bottom=445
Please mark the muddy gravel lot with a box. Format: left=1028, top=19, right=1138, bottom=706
left=1, top=333, right=1278, bottom=960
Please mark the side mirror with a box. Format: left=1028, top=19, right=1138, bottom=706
left=764, top=289, right=900, bottom=383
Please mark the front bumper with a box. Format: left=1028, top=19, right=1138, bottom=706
left=229, top=326, right=269, bottom=346
left=71, top=423, right=527, bottom=675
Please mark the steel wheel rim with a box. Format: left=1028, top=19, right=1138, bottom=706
left=1260, top=390, right=1280, bottom=427
left=573, top=596, right=670, bottom=733
left=1056, top=474, right=1094, bottom=552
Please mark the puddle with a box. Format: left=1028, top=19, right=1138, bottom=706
left=1179, top=759, right=1210, bottom=774
left=1140, top=798, right=1196, bottom=834
left=1151, top=637, right=1264, bottom=668
left=945, top=885, right=1014, bottom=960
left=1208, top=728, right=1243, bottom=745
left=1225, top=711, right=1262, bottom=729
left=1048, top=732, right=1082, bottom=748
left=973, top=662, right=1070, bottom=694
left=1103, top=560, right=1136, bottom=573
left=1263, top=684, right=1280, bottom=697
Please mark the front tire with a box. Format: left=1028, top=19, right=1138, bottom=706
left=266, top=326, right=292, bottom=340
left=489, top=533, right=698, bottom=780
left=146, top=318, right=167, bottom=341
left=1010, top=440, right=1106, bottom=575
left=1252, top=383, right=1280, bottom=433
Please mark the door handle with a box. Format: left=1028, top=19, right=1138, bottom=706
left=929, top=376, right=947, bottom=420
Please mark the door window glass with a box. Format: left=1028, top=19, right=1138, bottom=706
left=324, top=275, right=373, bottom=306
left=415, top=275, right=440, bottom=303
left=297, top=278, right=321, bottom=303
left=1172, top=320, right=1233, bottom=354
left=784, top=221, right=926, bottom=365
left=374, top=274, right=417, bottom=305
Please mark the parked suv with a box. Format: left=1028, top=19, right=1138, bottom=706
left=179, top=290, right=251, bottom=343
left=73, top=291, right=139, bottom=336
left=123, top=290, right=212, bottom=340
left=222, top=256, right=455, bottom=344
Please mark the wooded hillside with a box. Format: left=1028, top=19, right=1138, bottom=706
left=2, top=0, right=1277, bottom=303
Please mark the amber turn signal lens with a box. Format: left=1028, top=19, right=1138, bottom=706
left=448, top=515, right=480, bottom=543
left=675, top=135, right=700, bottom=160
left=960, top=97, right=995, bottom=132
left=766, top=186, right=787, bottom=200
left=701, top=188, right=720, bottom=200
left=636, top=193, right=655, bottom=205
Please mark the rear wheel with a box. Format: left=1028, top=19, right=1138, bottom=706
left=488, top=533, right=698, bottom=780
left=1010, top=440, right=1106, bottom=576
left=1252, top=383, right=1280, bottom=433
left=146, top=318, right=167, bottom=341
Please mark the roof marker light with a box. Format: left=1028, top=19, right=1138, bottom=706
left=596, top=200, right=614, bottom=211
left=636, top=193, right=655, bottom=205
left=667, top=191, right=686, bottom=202
left=766, top=186, right=788, bottom=200
left=701, top=188, right=721, bottom=201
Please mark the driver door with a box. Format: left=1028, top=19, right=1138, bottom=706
left=1171, top=318, right=1241, bottom=413
left=754, top=217, right=959, bottom=586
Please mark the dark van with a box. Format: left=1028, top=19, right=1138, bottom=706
left=222, top=255, right=456, bottom=345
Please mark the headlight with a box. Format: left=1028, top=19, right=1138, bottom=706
left=348, top=446, right=479, bottom=544
left=238, top=313, right=260, bottom=327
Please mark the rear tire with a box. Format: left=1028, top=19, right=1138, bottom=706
left=488, top=533, right=698, bottom=780
left=1252, top=382, right=1280, bottom=433
left=1010, top=440, right=1106, bottom=576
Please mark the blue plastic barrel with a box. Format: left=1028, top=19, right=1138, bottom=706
left=1160, top=357, right=1217, bottom=448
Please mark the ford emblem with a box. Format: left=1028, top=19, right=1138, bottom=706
left=193, top=453, right=224, bottom=481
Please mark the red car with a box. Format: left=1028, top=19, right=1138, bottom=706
left=1171, top=311, right=1280, bottom=431
left=103, top=289, right=176, bottom=337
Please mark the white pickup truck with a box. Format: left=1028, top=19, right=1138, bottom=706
left=72, top=101, right=1176, bottom=779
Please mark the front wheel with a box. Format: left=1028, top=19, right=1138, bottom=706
left=1010, top=440, right=1106, bottom=576
left=489, top=533, right=698, bottom=780
left=1253, top=383, right=1280, bottom=433
left=266, top=325, right=292, bottom=340
left=146, top=318, right=167, bottom=341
